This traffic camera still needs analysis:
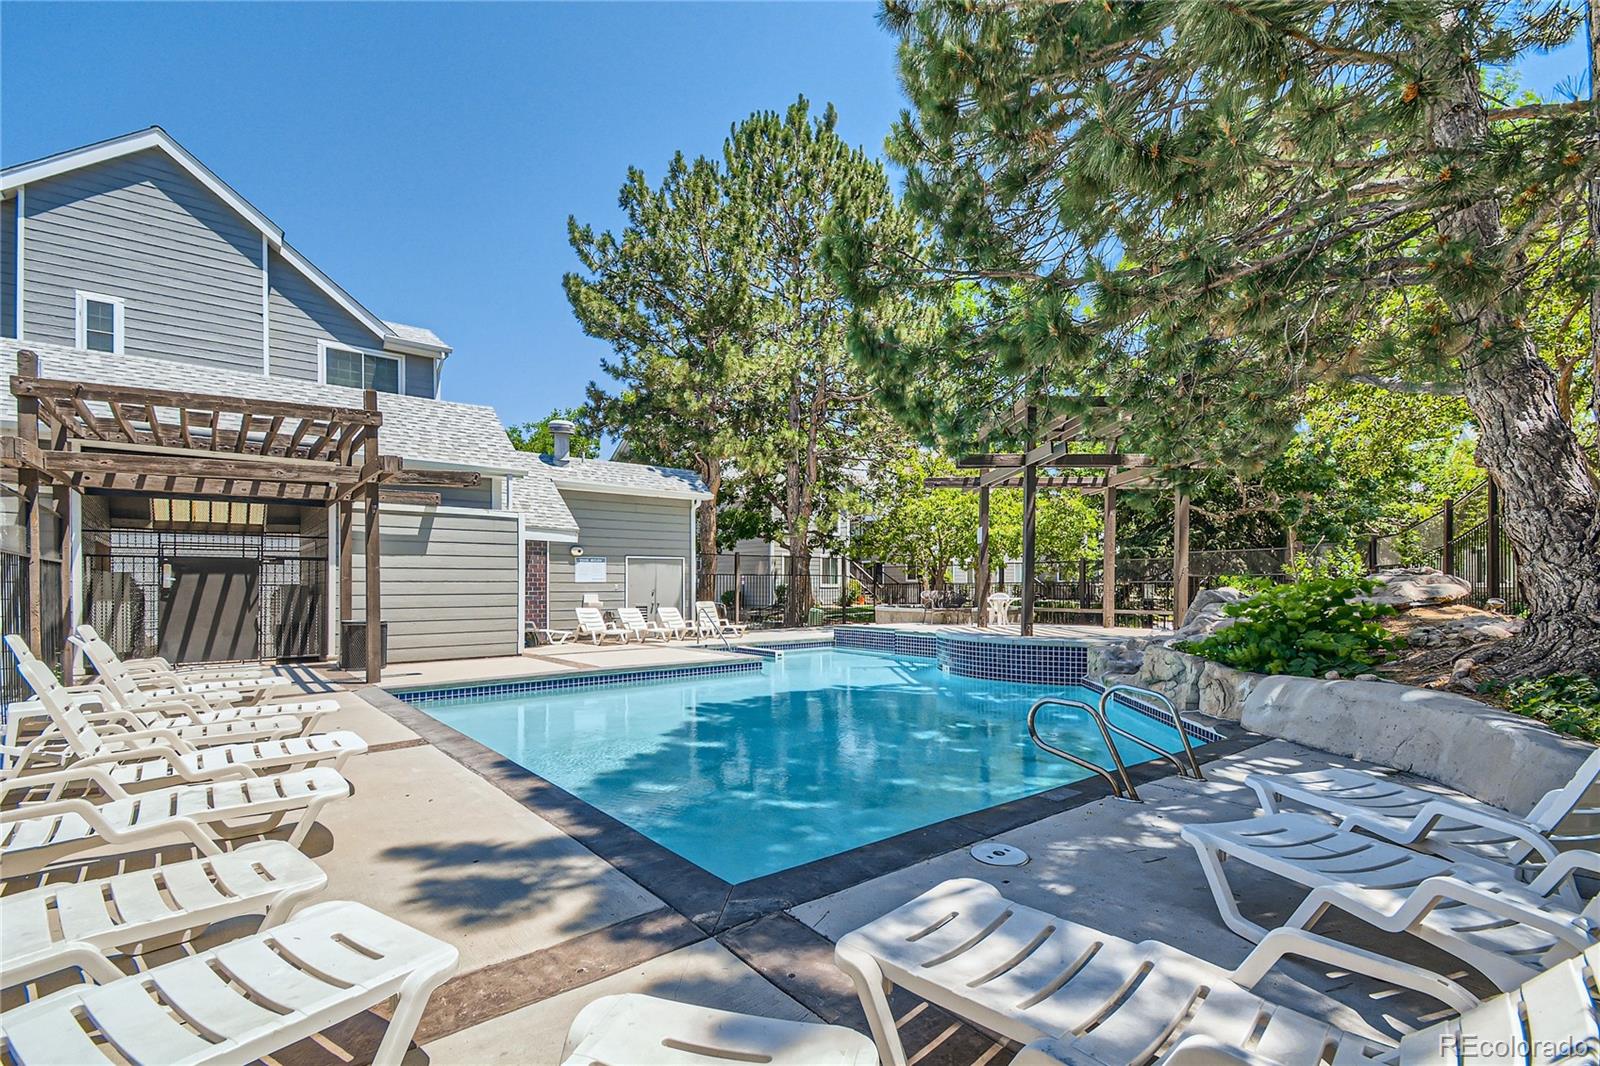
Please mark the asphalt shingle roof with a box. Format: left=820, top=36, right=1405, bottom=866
left=0, top=341, right=518, bottom=472
left=382, top=321, right=449, bottom=350
left=508, top=469, right=579, bottom=534
left=517, top=453, right=710, bottom=499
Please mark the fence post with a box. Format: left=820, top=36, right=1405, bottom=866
left=1441, top=497, right=1455, bottom=575
left=1366, top=535, right=1379, bottom=573
left=1486, top=479, right=1502, bottom=603
left=732, top=552, right=741, bottom=623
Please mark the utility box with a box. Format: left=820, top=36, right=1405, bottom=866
left=339, top=620, right=388, bottom=672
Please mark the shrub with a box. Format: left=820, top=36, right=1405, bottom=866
left=1215, top=573, right=1279, bottom=594
left=1178, top=577, right=1399, bottom=678
left=844, top=578, right=864, bottom=605
left=1492, top=674, right=1600, bottom=744
left=1285, top=545, right=1367, bottom=583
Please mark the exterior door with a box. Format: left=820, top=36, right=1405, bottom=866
left=158, top=557, right=260, bottom=664
left=626, top=557, right=685, bottom=618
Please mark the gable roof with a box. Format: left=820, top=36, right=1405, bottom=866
left=0, top=127, right=446, bottom=355
left=0, top=340, right=512, bottom=472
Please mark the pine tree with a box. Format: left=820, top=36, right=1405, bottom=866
left=836, top=0, right=1598, bottom=675
left=566, top=153, right=761, bottom=599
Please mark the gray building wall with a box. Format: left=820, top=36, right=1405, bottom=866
left=1, top=197, right=16, bottom=338
left=266, top=249, right=384, bottom=382
left=547, top=490, right=693, bottom=624
left=349, top=505, right=520, bottom=662
left=17, top=149, right=267, bottom=374
left=404, top=354, right=435, bottom=398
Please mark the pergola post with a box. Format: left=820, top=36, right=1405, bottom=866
left=55, top=483, right=74, bottom=682
left=1019, top=405, right=1037, bottom=636
left=1102, top=487, right=1117, bottom=628
left=1172, top=491, right=1192, bottom=628
left=337, top=498, right=352, bottom=657
left=975, top=484, right=991, bottom=626
left=362, top=390, right=382, bottom=684
left=16, top=352, right=42, bottom=655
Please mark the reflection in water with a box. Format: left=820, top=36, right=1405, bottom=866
left=420, top=649, right=1198, bottom=882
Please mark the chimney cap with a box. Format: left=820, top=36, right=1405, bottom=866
left=547, top=419, right=577, bottom=433
left=548, top=419, right=576, bottom=462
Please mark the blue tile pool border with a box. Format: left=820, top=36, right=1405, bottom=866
left=390, top=657, right=764, bottom=704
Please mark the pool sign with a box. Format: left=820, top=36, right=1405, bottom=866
left=574, top=556, right=608, bottom=583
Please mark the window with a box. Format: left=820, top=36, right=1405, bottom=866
left=820, top=556, right=841, bottom=587
left=324, top=346, right=401, bottom=393
left=74, top=291, right=124, bottom=354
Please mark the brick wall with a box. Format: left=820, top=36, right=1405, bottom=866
left=525, top=540, right=548, bottom=630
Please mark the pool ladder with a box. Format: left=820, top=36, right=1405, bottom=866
left=1026, top=684, right=1205, bottom=802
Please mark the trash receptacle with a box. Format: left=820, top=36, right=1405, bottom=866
left=340, top=620, right=388, bottom=671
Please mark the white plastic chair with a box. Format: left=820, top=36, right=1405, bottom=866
left=561, top=994, right=876, bottom=1065
left=0, top=763, right=351, bottom=876
left=694, top=600, right=748, bottom=638
left=1247, top=749, right=1600, bottom=869
left=0, top=900, right=458, bottom=1066
left=617, top=606, right=671, bottom=642
left=1183, top=810, right=1600, bottom=1000
left=986, top=592, right=1014, bottom=626
left=74, top=632, right=293, bottom=707
left=656, top=606, right=695, bottom=640
left=834, top=877, right=1479, bottom=1066
left=575, top=606, right=633, bottom=644
left=2, top=839, right=325, bottom=988
left=72, top=623, right=278, bottom=683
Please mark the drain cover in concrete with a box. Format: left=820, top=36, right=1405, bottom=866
left=971, top=842, right=1029, bottom=867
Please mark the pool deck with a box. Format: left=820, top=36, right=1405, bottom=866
left=19, top=631, right=1501, bottom=1063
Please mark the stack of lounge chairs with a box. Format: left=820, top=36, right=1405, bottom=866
left=0, top=628, right=459, bottom=1066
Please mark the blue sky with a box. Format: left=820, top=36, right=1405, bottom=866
left=1, top=3, right=1585, bottom=432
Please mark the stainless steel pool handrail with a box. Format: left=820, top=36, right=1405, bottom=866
left=1026, top=696, right=1141, bottom=801
left=1099, top=684, right=1206, bottom=781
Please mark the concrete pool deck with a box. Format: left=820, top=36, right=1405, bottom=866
left=15, top=635, right=1508, bottom=1063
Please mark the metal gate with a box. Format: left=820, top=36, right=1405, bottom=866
left=84, top=529, right=327, bottom=665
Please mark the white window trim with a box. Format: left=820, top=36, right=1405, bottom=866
left=74, top=290, right=125, bottom=354
left=819, top=554, right=842, bottom=587
left=317, top=340, right=404, bottom=394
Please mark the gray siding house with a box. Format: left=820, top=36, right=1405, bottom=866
left=1, top=128, right=706, bottom=666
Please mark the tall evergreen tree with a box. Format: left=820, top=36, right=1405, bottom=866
left=723, top=98, right=922, bottom=626
left=566, top=153, right=760, bottom=599
left=835, top=0, right=1598, bottom=674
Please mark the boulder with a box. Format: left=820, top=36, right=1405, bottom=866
left=1405, top=613, right=1523, bottom=648
left=1197, top=660, right=1263, bottom=721
left=1241, top=676, right=1593, bottom=813
left=1167, top=586, right=1251, bottom=643
left=1137, top=644, right=1205, bottom=710
left=1358, top=567, right=1473, bottom=609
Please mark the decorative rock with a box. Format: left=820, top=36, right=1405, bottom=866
left=1166, top=587, right=1251, bottom=644
left=1137, top=645, right=1205, bottom=710
left=1242, top=676, right=1593, bottom=813
left=1354, top=673, right=1380, bottom=682
left=1358, top=567, right=1473, bottom=609
left=1197, top=660, right=1263, bottom=721
left=1451, top=657, right=1476, bottom=680
left=1324, top=670, right=1342, bottom=680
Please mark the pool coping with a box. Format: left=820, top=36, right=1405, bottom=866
left=363, top=657, right=1263, bottom=937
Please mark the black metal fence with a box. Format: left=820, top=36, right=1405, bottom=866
left=84, top=529, right=328, bottom=663
left=1365, top=480, right=1524, bottom=612
left=1, top=551, right=64, bottom=705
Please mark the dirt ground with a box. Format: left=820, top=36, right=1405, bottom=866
left=1377, top=602, right=1517, bottom=700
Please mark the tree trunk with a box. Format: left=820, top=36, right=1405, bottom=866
left=1427, top=48, right=1600, bottom=676
left=695, top=464, right=720, bottom=601
left=1589, top=0, right=1600, bottom=452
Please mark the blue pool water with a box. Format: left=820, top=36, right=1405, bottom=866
left=412, top=649, right=1200, bottom=882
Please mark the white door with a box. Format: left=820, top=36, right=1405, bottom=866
left=626, top=557, right=685, bottom=617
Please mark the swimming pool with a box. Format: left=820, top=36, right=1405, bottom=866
left=410, top=648, right=1203, bottom=883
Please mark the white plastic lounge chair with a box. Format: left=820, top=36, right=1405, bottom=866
left=2, top=839, right=325, bottom=988
left=617, top=606, right=671, bottom=642
left=694, top=600, right=748, bottom=638
left=834, top=877, right=1479, bottom=1066
left=0, top=899, right=459, bottom=1066
left=0, top=764, right=350, bottom=876
left=575, top=606, right=633, bottom=644
left=73, top=631, right=293, bottom=706
left=657, top=605, right=695, bottom=640
left=561, top=994, right=877, bottom=1065
left=986, top=592, right=1014, bottom=626
left=531, top=627, right=575, bottom=646
left=73, top=624, right=278, bottom=683
left=2, top=656, right=366, bottom=787
left=3, top=636, right=334, bottom=747
left=1247, top=749, right=1600, bottom=869
left=1182, top=811, right=1600, bottom=1000
left=1008, top=941, right=1600, bottom=1065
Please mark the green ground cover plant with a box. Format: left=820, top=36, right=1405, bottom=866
left=1489, top=675, right=1600, bottom=744
left=1179, top=578, right=1399, bottom=678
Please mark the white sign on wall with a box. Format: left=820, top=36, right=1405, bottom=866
left=574, top=556, right=608, bottom=583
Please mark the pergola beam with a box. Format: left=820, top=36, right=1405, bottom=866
left=10, top=376, right=383, bottom=426
left=924, top=475, right=1108, bottom=490
left=955, top=451, right=1149, bottom=470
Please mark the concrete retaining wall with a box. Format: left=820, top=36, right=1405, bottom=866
left=1242, top=676, right=1593, bottom=814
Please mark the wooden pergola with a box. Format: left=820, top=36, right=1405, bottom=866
left=926, top=397, right=1194, bottom=636
left=3, top=350, right=480, bottom=682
